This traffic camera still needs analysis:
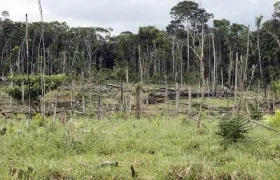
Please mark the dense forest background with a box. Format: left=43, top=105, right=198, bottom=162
left=1, top=1, right=280, bottom=89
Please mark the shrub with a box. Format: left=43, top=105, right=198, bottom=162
left=262, top=109, right=280, bottom=127
left=272, top=80, right=280, bottom=99
left=32, top=113, right=45, bottom=128
left=216, top=115, right=251, bottom=144
left=249, top=102, right=263, bottom=120
left=5, top=74, right=67, bottom=104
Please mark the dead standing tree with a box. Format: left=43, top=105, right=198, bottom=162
left=136, top=84, right=142, bottom=119
left=169, top=1, right=213, bottom=127
left=25, top=14, right=31, bottom=127
left=37, top=0, right=46, bottom=120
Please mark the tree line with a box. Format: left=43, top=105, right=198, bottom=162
left=1, top=1, right=280, bottom=89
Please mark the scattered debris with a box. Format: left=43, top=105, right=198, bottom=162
left=9, top=166, right=36, bottom=179
left=100, top=161, right=119, bottom=167
left=17, top=129, right=24, bottom=134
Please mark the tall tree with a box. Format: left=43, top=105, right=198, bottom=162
left=256, top=15, right=264, bottom=85
left=170, top=0, right=213, bottom=85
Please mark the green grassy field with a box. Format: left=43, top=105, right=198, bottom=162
left=0, top=114, right=280, bottom=179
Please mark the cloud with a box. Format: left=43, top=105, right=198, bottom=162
left=249, top=0, right=260, bottom=4
left=0, top=0, right=277, bottom=34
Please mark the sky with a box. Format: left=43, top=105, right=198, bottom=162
left=0, top=0, right=278, bottom=34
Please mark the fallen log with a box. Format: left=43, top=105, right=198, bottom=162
left=148, top=90, right=234, bottom=104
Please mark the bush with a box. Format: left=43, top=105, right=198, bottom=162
left=272, top=80, right=280, bottom=99
left=5, top=74, right=67, bottom=104
left=32, top=113, right=45, bottom=128
left=262, top=109, right=280, bottom=127
left=216, top=115, right=251, bottom=144
left=249, top=102, right=263, bottom=120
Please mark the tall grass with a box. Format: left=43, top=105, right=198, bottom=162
left=0, top=114, right=280, bottom=179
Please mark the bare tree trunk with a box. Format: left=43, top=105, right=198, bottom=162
left=257, top=26, right=263, bottom=85
left=212, top=35, right=217, bottom=94
left=21, top=81, right=24, bottom=104
left=63, top=50, right=66, bottom=73
left=179, top=43, right=183, bottom=85
left=82, top=95, right=85, bottom=115
left=26, top=14, right=31, bottom=128
left=120, top=79, right=123, bottom=113
left=244, top=25, right=250, bottom=86
left=208, top=35, right=212, bottom=85
left=136, top=85, right=141, bottom=119
left=126, top=68, right=131, bottom=116
left=52, top=95, right=58, bottom=127
left=257, top=80, right=260, bottom=110
left=200, top=20, right=205, bottom=86
left=71, top=78, right=75, bottom=119
left=239, top=55, right=244, bottom=89
left=175, top=83, right=180, bottom=116
left=37, top=0, right=46, bottom=120
left=165, top=76, right=168, bottom=110
left=172, top=36, right=175, bottom=77
left=153, top=41, right=157, bottom=76
left=187, top=29, right=190, bottom=71
left=138, top=45, right=142, bottom=84
left=233, top=52, right=239, bottom=110
left=228, top=46, right=233, bottom=86
left=98, top=85, right=102, bottom=120
left=188, top=86, right=192, bottom=114
left=221, top=67, right=224, bottom=89
left=9, top=44, right=13, bottom=108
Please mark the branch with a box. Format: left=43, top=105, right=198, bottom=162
left=262, top=26, right=280, bottom=48
left=189, top=45, right=201, bottom=59
left=187, top=116, right=207, bottom=128
left=249, top=120, right=278, bottom=132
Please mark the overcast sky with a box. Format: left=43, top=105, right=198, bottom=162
left=0, top=0, right=277, bottom=34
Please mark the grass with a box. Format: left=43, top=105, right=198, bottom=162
left=0, top=83, right=279, bottom=179
left=1, top=114, right=280, bottom=179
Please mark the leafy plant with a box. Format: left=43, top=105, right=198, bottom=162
left=262, top=109, right=280, bottom=127
left=32, top=113, right=45, bottom=128
left=272, top=80, right=280, bottom=99
left=5, top=74, right=67, bottom=105
left=249, top=102, right=263, bottom=120
left=216, top=115, right=251, bottom=143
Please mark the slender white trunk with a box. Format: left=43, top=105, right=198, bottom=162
left=212, top=35, right=216, bottom=94
left=138, top=45, right=142, bottom=83
left=244, top=25, right=250, bottom=85
left=175, top=83, right=180, bottom=116
left=233, top=52, right=239, bottom=110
